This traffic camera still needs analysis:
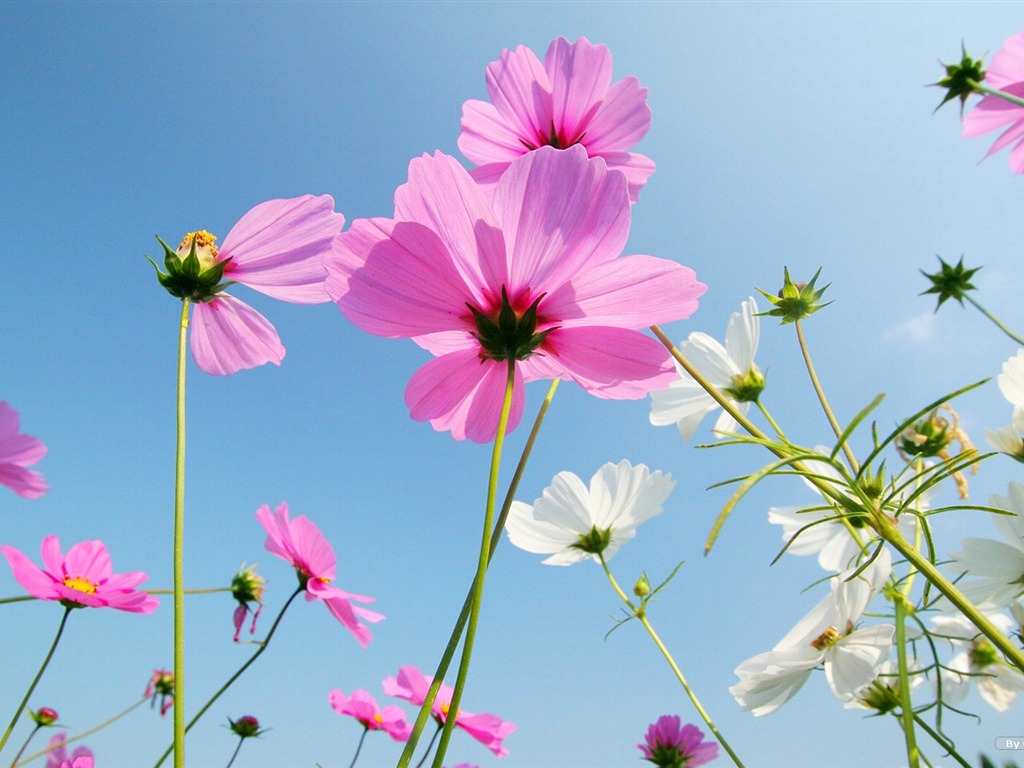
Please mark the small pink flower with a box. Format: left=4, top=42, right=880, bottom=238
left=257, top=502, right=383, bottom=647
left=45, top=732, right=93, bottom=768
left=328, top=145, right=705, bottom=442
left=459, top=37, right=654, bottom=202
left=1, top=536, right=158, bottom=613
left=145, top=669, right=174, bottom=717
left=0, top=401, right=48, bottom=499
left=962, top=30, right=1024, bottom=172
left=160, top=196, right=345, bottom=375
left=329, top=688, right=411, bottom=742
left=638, top=716, right=718, bottom=768
left=382, top=666, right=516, bottom=757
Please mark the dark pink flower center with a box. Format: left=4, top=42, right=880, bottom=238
left=467, top=286, right=553, bottom=362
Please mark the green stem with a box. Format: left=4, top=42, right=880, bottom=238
left=224, top=738, right=244, bottom=768
left=598, top=555, right=746, bottom=768
left=429, top=360, right=517, bottom=768
left=347, top=728, right=368, bottom=768
left=893, top=596, right=920, bottom=768
left=173, top=298, right=189, bottom=768
left=0, top=607, right=72, bottom=756
left=6, top=725, right=40, bottom=768
left=969, top=80, right=1024, bottom=109
left=412, top=723, right=441, bottom=768
left=13, top=696, right=148, bottom=767
left=147, top=588, right=231, bottom=596
left=964, top=294, right=1024, bottom=346
left=395, top=379, right=558, bottom=767
left=755, top=401, right=786, bottom=440
left=911, top=714, right=972, bottom=768
left=153, top=586, right=303, bottom=767
left=0, top=597, right=34, bottom=606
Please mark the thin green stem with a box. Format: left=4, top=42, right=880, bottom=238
left=153, top=585, right=303, bottom=768
left=597, top=555, right=745, bottom=768
left=6, top=725, right=40, bottom=768
left=173, top=298, right=190, bottom=768
left=395, top=379, right=558, bottom=767
left=0, top=596, right=34, bottom=606
left=755, top=401, right=786, bottom=440
left=964, top=294, right=1024, bottom=346
left=147, top=588, right=231, bottom=596
left=911, top=714, right=972, bottom=768
left=347, top=728, right=368, bottom=768
left=429, top=360, right=517, bottom=768
left=894, top=596, right=920, bottom=768
left=412, top=723, right=441, bottom=768
left=969, top=80, right=1024, bottom=109
left=224, top=738, right=244, bottom=768
left=14, top=696, right=148, bottom=767
left=0, top=607, right=72, bottom=756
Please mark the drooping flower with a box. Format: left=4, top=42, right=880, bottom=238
left=962, top=30, right=1024, bottom=172
left=638, top=716, right=718, bottom=768
left=230, top=563, right=266, bottom=642
left=459, top=37, right=654, bottom=202
left=257, top=502, right=383, bottom=647
left=931, top=612, right=1024, bottom=712
left=505, top=460, right=674, bottom=566
left=329, top=688, right=411, bottom=742
left=146, top=669, right=174, bottom=717
left=382, top=666, right=516, bottom=757
left=1, top=536, right=158, bottom=613
left=45, top=733, right=92, bottom=768
left=151, top=195, right=345, bottom=375
left=948, top=482, right=1024, bottom=609
left=0, top=401, right=48, bottom=499
left=649, top=297, right=763, bottom=441
left=327, top=145, right=705, bottom=442
left=730, top=551, right=893, bottom=715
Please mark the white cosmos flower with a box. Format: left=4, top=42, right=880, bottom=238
left=730, top=549, right=893, bottom=715
left=931, top=612, right=1024, bottom=712
left=649, top=297, right=763, bottom=441
left=949, top=482, right=1024, bottom=609
left=505, top=460, right=674, bottom=566
left=986, top=408, right=1024, bottom=462
left=998, top=349, right=1024, bottom=408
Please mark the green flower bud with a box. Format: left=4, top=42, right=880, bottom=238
left=633, top=573, right=651, bottom=598
left=29, top=707, right=58, bottom=727
left=757, top=267, right=831, bottom=325
left=723, top=364, right=766, bottom=403
left=228, top=714, right=265, bottom=739
left=148, top=230, right=232, bottom=302
left=933, top=43, right=986, bottom=115
left=920, top=256, right=980, bottom=310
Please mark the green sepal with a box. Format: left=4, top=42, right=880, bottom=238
left=148, top=234, right=229, bottom=301
left=920, top=255, right=980, bottom=310
left=468, top=287, right=552, bottom=361
left=756, top=267, right=832, bottom=325
left=933, top=42, right=986, bottom=115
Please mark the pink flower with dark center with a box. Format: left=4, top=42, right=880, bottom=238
left=382, top=666, right=516, bottom=757
left=638, top=716, right=718, bottom=767
left=329, top=688, right=411, bottom=742
left=44, top=732, right=93, bottom=768
left=328, top=145, right=704, bottom=442
left=257, top=502, right=383, bottom=647
left=155, top=195, right=344, bottom=375
left=0, top=401, right=48, bottom=499
left=962, top=30, right=1024, bottom=172
left=459, top=37, right=654, bottom=202
left=1, top=536, right=158, bottom=613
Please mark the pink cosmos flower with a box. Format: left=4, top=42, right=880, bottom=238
left=45, top=732, right=93, bottom=768
left=459, top=37, right=654, bottom=202
left=382, top=665, right=516, bottom=757
left=162, top=195, right=345, bottom=375
left=329, top=688, right=411, bottom=742
left=256, top=502, right=383, bottom=647
left=328, top=145, right=705, bottom=442
left=962, top=30, right=1024, bottom=172
left=1, top=536, right=158, bottom=613
left=0, top=401, right=48, bottom=499
left=638, top=716, right=718, bottom=767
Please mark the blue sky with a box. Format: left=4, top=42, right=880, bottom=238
left=3, top=2, right=1024, bottom=767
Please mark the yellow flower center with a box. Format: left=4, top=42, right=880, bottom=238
left=64, top=575, right=97, bottom=594
left=373, top=713, right=383, bottom=725
left=176, top=230, right=220, bottom=271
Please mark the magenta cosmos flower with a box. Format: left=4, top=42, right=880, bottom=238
left=0, top=401, right=48, bottom=499
left=382, top=665, right=516, bottom=757
left=962, top=30, right=1024, bottom=172
left=257, top=502, right=383, bottom=648
left=45, top=733, right=93, bottom=768
left=1, top=535, right=158, bottom=613
left=329, top=688, right=411, bottom=742
left=328, top=145, right=705, bottom=442
left=154, top=195, right=345, bottom=375
left=638, top=716, right=718, bottom=768
left=459, top=37, right=654, bottom=202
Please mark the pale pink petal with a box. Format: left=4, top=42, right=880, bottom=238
left=0, top=465, right=49, bottom=499
left=393, top=153, right=508, bottom=297
left=63, top=540, right=112, bottom=583
left=0, top=402, right=19, bottom=438
left=962, top=92, right=1024, bottom=136
left=984, top=30, right=1024, bottom=89
left=307, top=581, right=382, bottom=648
left=2, top=544, right=59, bottom=599
left=596, top=150, right=656, bottom=203
left=40, top=535, right=66, bottom=576
left=382, top=665, right=433, bottom=706
left=328, top=219, right=480, bottom=337
left=190, top=294, right=285, bottom=376
left=413, top=331, right=478, bottom=356
left=0, top=433, right=48, bottom=467
left=99, top=587, right=159, bottom=614
left=404, top=350, right=524, bottom=442
left=583, top=77, right=652, bottom=156
left=218, top=195, right=344, bottom=304
left=483, top=44, right=552, bottom=150
left=494, top=146, right=630, bottom=294
left=0, top=402, right=48, bottom=498
left=458, top=100, right=528, bottom=166
left=542, top=254, right=705, bottom=329
left=256, top=502, right=337, bottom=581
left=544, top=37, right=611, bottom=146
left=454, top=711, right=517, bottom=756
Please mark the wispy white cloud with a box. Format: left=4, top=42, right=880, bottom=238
left=881, top=311, right=937, bottom=344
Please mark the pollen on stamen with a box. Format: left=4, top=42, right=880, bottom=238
left=64, top=575, right=97, bottom=594
left=810, top=625, right=840, bottom=651
left=177, top=230, right=219, bottom=258
left=373, top=713, right=384, bottom=725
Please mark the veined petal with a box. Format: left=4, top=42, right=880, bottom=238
left=588, top=459, right=673, bottom=532
left=544, top=37, right=611, bottom=145
left=63, top=540, right=112, bottom=583
left=404, top=350, right=524, bottom=442
left=505, top=500, right=591, bottom=565
left=725, top=297, right=760, bottom=371
left=596, top=151, right=656, bottom=203
left=543, top=254, right=705, bottom=329
left=649, top=380, right=719, bottom=441
left=190, top=295, right=285, bottom=376
left=219, top=195, right=345, bottom=304
left=494, top=146, right=631, bottom=294
left=484, top=44, right=553, bottom=149
left=582, top=76, right=651, bottom=156
left=985, top=31, right=1024, bottom=89
left=825, top=625, right=894, bottom=701
left=459, top=100, right=529, bottom=166
left=1, top=544, right=58, bottom=599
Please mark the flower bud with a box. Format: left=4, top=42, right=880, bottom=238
left=757, top=267, right=831, bottom=325
left=228, top=714, right=265, bottom=739
left=148, top=231, right=231, bottom=302
left=633, top=573, right=651, bottom=598
left=29, top=706, right=58, bottom=726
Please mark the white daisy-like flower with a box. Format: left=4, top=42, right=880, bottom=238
left=844, top=658, right=925, bottom=712
left=986, top=408, right=1024, bottom=462
left=505, top=460, right=674, bottom=566
left=649, top=296, right=763, bottom=441
left=949, top=482, right=1024, bottom=609
left=998, top=349, right=1024, bottom=408
left=730, top=550, right=894, bottom=715
left=931, top=612, right=1024, bottom=712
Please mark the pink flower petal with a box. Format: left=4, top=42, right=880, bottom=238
left=0, top=402, right=48, bottom=498
left=583, top=77, right=652, bottom=156
left=190, top=294, right=285, bottom=376
left=218, top=195, right=344, bottom=304
left=544, top=37, right=611, bottom=146
left=2, top=544, right=58, bottom=600
left=454, top=711, right=517, bottom=757
left=458, top=100, right=529, bottom=166
left=483, top=44, right=552, bottom=150
left=0, top=465, right=49, bottom=499
left=62, top=539, right=112, bottom=584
